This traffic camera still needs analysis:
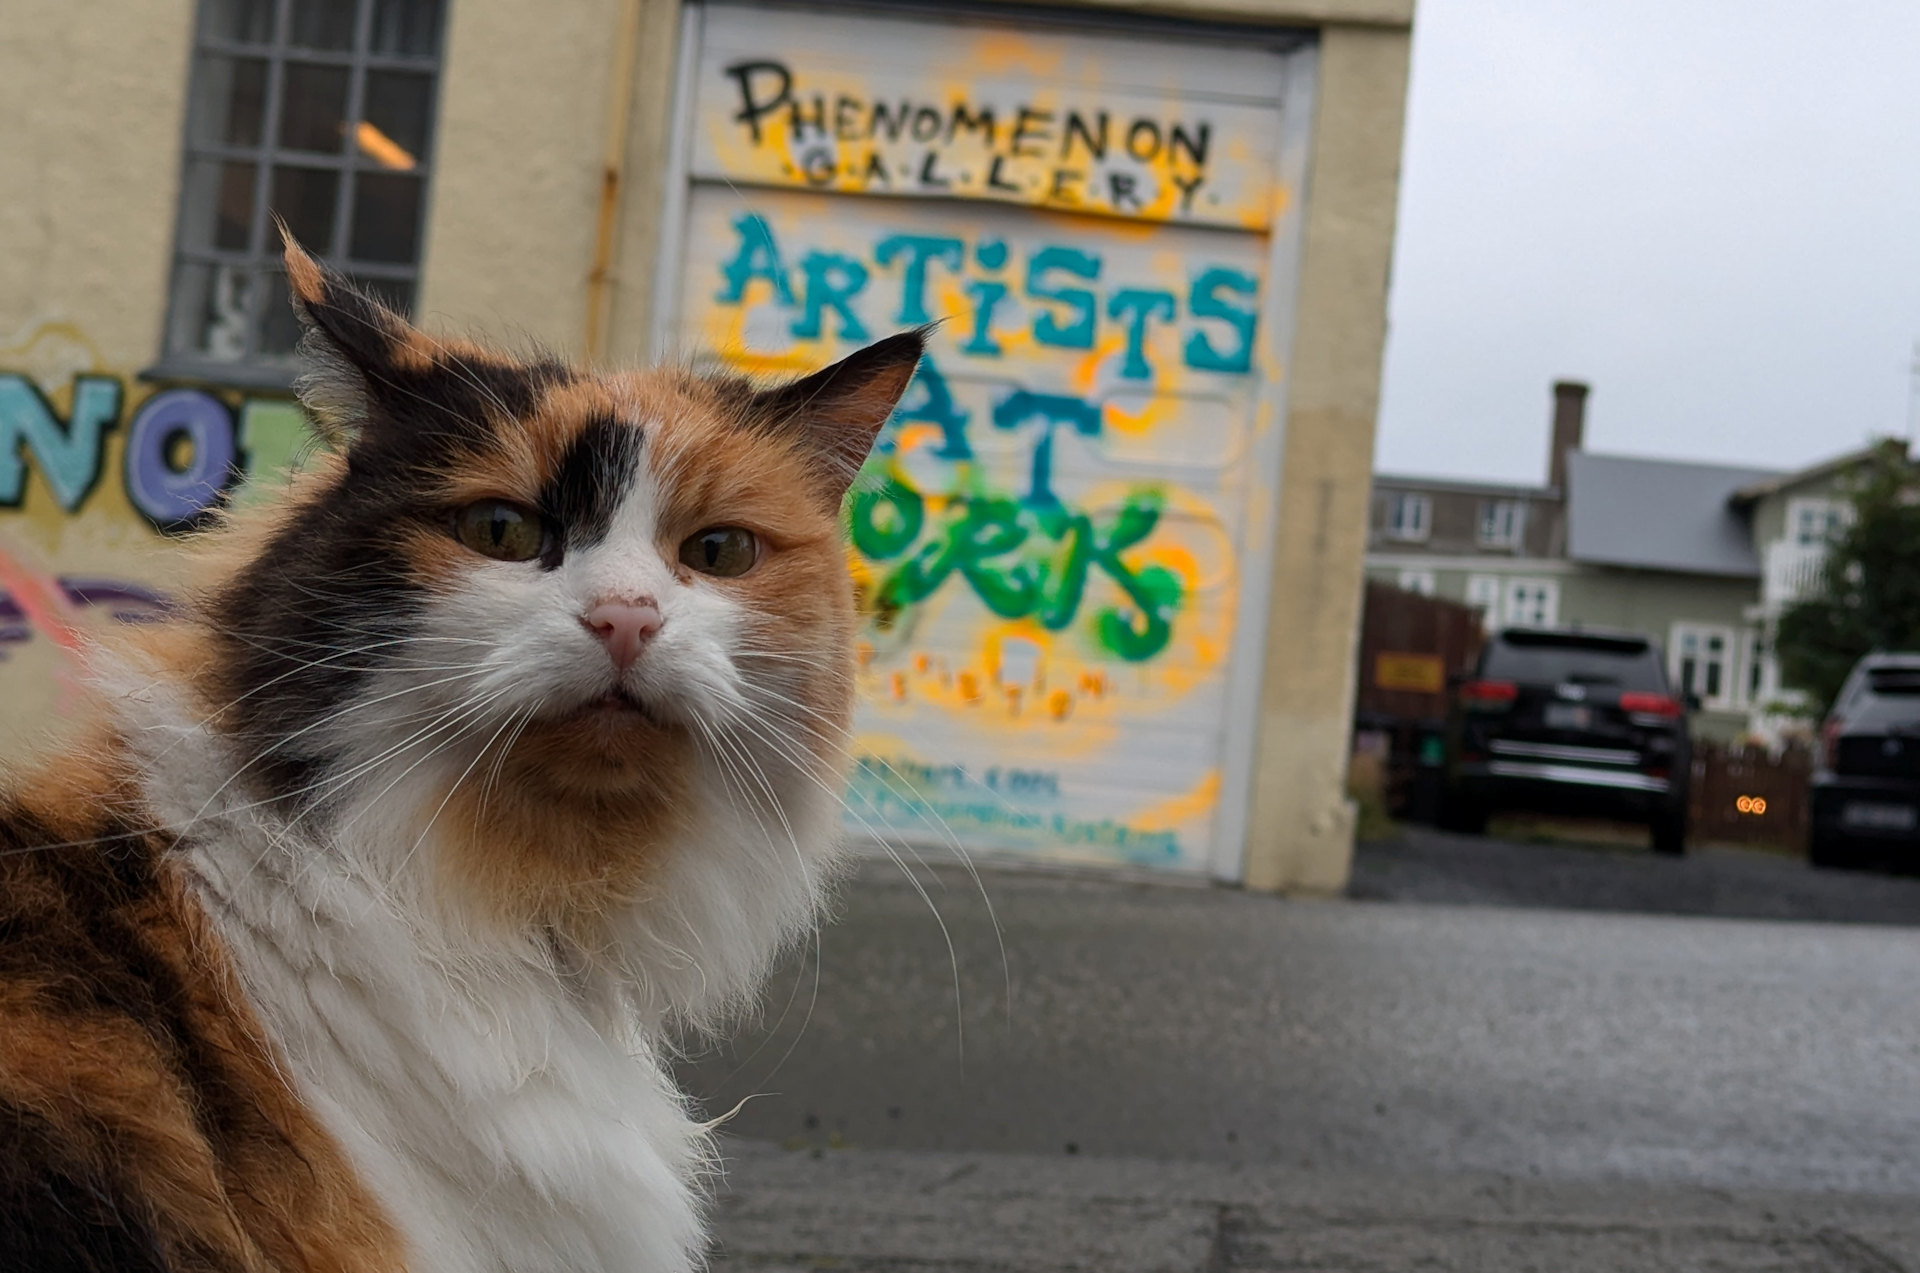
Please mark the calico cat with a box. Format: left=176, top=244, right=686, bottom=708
left=0, top=238, right=921, bottom=1273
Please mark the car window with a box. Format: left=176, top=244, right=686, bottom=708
left=1842, top=662, right=1920, bottom=730
left=1865, top=666, right=1920, bottom=696
left=1481, top=636, right=1667, bottom=692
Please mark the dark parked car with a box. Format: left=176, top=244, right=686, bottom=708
left=1439, top=627, right=1693, bottom=854
left=1809, top=653, right=1920, bottom=870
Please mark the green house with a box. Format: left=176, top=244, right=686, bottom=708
left=1366, top=381, right=1891, bottom=742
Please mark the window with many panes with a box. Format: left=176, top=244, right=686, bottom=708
left=1477, top=498, right=1524, bottom=549
left=1464, top=574, right=1557, bottom=630
left=1671, top=622, right=1736, bottom=710
left=1385, top=492, right=1431, bottom=542
left=163, top=0, right=445, bottom=382
left=1746, top=631, right=1768, bottom=704
left=1788, top=497, right=1846, bottom=548
left=1501, top=577, right=1557, bottom=628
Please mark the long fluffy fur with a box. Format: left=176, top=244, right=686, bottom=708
left=0, top=242, right=921, bottom=1272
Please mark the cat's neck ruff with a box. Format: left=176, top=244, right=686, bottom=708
left=116, top=674, right=835, bottom=1273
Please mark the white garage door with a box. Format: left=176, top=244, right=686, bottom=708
left=658, top=1, right=1316, bottom=880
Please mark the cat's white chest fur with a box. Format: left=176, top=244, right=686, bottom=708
left=175, top=793, right=716, bottom=1273
left=123, top=678, right=837, bottom=1273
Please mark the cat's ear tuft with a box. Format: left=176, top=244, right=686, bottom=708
left=280, top=227, right=431, bottom=441
left=751, top=329, right=927, bottom=497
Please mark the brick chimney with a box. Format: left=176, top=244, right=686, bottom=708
left=1549, top=380, right=1588, bottom=493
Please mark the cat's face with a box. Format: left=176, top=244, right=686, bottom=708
left=193, top=242, right=917, bottom=932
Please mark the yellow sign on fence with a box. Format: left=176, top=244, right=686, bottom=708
left=1374, top=652, right=1446, bottom=695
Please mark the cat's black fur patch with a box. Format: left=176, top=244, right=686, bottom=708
left=0, top=816, right=272, bottom=1150
left=0, top=1098, right=172, bottom=1273
left=208, top=493, right=429, bottom=802
left=352, top=354, right=574, bottom=475
left=210, top=353, right=574, bottom=804
left=540, top=417, right=644, bottom=558
left=297, top=259, right=575, bottom=428
left=414, top=351, right=574, bottom=432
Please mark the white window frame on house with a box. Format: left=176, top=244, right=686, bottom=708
left=158, top=0, right=446, bottom=386
left=1744, top=629, right=1769, bottom=707
left=1396, top=568, right=1435, bottom=596
left=1787, top=496, right=1847, bottom=549
left=1477, top=498, right=1525, bottom=549
left=1671, top=622, right=1738, bottom=711
left=1464, top=574, right=1501, bottom=629
left=1501, top=577, right=1558, bottom=628
left=1384, top=491, right=1431, bottom=542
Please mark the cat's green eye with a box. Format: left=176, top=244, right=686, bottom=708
left=678, top=527, right=758, bottom=578
left=453, top=500, right=549, bottom=563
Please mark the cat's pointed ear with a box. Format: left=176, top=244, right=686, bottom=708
left=752, top=330, right=927, bottom=497
left=281, top=229, right=431, bottom=441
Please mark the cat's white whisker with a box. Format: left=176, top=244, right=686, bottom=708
left=230, top=691, right=510, bottom=890
left=391, top=693, right=535, bottom=879
left=684, top=711, right=827, bottom=1094
left=179, top=664, right=499, bottom=830
left=710, top=700, right=971, bottom=1068
left=730, top=679, right=1010, bottom=1027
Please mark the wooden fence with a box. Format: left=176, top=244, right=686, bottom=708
left=1353, top=581, right=1486, bottom=723
left=1688, top=743, right=1812, bottom=851
left=1352, top=583, right=1488, bottom=824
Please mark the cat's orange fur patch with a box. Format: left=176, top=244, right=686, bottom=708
left=0, top=741, right=408, bottom=1270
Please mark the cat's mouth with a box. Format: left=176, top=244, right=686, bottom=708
left=565, top=688, right=672, bottom=730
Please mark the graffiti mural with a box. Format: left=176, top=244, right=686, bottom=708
left=671, top=4, right=1299, bottom=873
left=0, top=321, right=314, bottom=758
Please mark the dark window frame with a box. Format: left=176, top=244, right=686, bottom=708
left=152, top=0, right=445, bottom=388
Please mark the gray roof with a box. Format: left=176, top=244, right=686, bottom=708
left=1373, top=472, right=1555, bottom=500
left=1729, top=441, right=1898, bottom=505
left=1565, top=452, right=1783, bottom=578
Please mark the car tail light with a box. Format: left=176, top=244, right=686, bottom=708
left=1459, top=679, right=1518, bottom=710
left=1820, top=718, right=1843, bottom=770
left=1619, top=692, right=1684, bottom=718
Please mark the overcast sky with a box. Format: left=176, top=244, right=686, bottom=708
left=1373, top=0, right=1920, bottom=485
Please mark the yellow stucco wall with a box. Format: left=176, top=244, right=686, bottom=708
left=0, top=0, right=190, bottom=366
left=416, top=0, right=628, bottom=350
left=0, top=1, right=195, bottom=761
left=1006, top=0, right=1412, bottom=26
left=1245, top=23, right=1411, bottom=892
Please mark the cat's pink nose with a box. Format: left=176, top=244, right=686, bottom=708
left=583, top=597, right=662, bottom=671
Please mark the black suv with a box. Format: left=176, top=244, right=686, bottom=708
left=1809, top=653, right=1920, bottom=870
left=1440, top=627, right=1693, bottom=854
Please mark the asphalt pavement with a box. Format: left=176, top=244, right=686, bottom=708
left=1354, top=823, right=1920, bottom=924
left=683, top=838, right=1920, bottom=1270
left=709, top=1140, right=1920, bottom=1272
